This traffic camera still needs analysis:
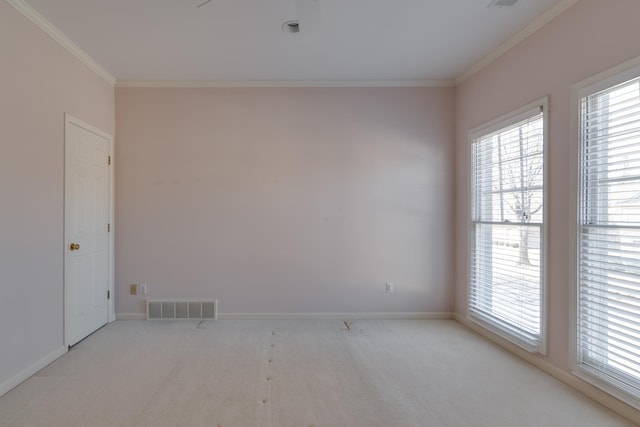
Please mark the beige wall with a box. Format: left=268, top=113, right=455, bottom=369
left=455, top=0, right=640, bottom=371
left=115, top=87, right=455, bottom=315
left=0, top=2, right=114, bottom=391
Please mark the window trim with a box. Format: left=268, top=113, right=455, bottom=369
left=570, top=55, right=640, bottom=410
left=467, top=97, right=549, bottom=355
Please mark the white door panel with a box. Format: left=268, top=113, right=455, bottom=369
left=65, top=115, right=112, bottom=347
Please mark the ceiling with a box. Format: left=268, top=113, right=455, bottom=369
left=21, top=0, right=565, bottom=84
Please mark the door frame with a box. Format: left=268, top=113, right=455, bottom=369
left=64, top=113, right=115, bottom=347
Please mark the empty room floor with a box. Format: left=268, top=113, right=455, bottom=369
left=0, top=320, right=634, bottom=427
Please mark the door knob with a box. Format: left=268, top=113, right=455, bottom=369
left=69, top=243, right=80, bottom=251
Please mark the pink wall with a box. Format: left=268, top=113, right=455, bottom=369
left=0, top=2, right=114, bottom=390
left=115, top=87, right=454, bottom=315
left=2, top=0, right=638, bottom=415
left=455, top=0, right=640, bottom=370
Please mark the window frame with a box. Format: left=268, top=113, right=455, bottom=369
left=570, top=57, right=640, bottom=410
left=467, top=97, right=549, bottom=354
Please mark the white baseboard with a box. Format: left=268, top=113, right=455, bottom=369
left=116, top=312, right=453, bottom=321
left=454, top=314, right=640, bottom=425
left=0, top=346, right=67, bottom=398
left=217, top=312, right=454, bottom=320
left=115, top=313, right=146, bottom=320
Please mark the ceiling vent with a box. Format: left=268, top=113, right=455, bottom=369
left=488, top=0, right=519, bottom=7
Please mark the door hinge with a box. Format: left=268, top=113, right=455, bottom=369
left=107, top=290, right=111, bottom=300
left=108, top=223, right=111, bottom=232
left=108, top=156, right=111, bottom=165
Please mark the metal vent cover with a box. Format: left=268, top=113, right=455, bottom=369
left=488, top=0, right=518, bottom=7
left=147, top=299, right=217, bottom=320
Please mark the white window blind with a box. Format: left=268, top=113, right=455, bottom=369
left=577, top=73, right=640, bottom=404
left=470, top=104, right=545, bottom=353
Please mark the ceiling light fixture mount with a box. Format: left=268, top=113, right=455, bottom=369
left=282, top=20, right=300, bottom=33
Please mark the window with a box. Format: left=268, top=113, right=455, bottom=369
left=469, top=99, right=547, bottom=353
left=576, top=64, right=640, bottom=406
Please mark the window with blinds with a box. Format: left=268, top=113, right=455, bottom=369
left=577, top=69, right=640, bottom=405
left=469, top=100, right=546, bottom=353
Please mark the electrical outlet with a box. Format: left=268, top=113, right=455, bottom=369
left=130, top=284, right=137, bottom=295
left=139, top=283, right=147, bottom=295
left=386, top=282, right=394, bottom=293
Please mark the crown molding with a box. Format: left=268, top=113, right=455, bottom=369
left=455, top=0, right=580, bottom=85
left=7, top=0, right=578, bottom=89
left=115, top=79, right=455, bottom=88
left=6, top=0, right=116, bottom=87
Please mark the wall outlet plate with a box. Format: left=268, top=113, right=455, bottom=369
left=386, top=282, right=394, bottom=293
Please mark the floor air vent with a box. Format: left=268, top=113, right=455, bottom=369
left=146, top=299, right=217, bottom=320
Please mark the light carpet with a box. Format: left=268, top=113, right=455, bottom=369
left=0, top=320, right=634, bottom=427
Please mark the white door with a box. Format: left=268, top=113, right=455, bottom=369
left=65, top=114, right=112, bottom=347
